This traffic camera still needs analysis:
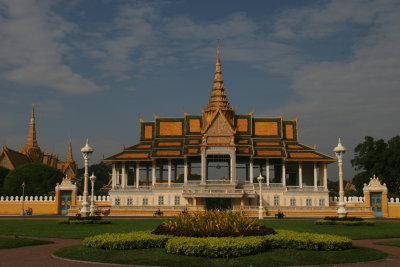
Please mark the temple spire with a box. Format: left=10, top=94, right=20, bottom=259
left=23, top=104, right=39, bottom=150
left=202, top=41, right=235, bottom=128
left=67, top=139, right=74, bottom=162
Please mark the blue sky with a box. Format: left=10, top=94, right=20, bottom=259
left=1, top=0, right=399, bottom=181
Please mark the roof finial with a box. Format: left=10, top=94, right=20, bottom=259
left=217, top=39, right=221, bottom=61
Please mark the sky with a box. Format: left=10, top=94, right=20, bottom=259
left=0, top=0, right=399, bottom=181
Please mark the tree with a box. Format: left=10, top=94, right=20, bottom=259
left=2, top=163, right=64, bottom=196
left=0, top=166, right=10, bottom=194
left=77, top=162, right=111, bottom=195
left=351, top=136, right=400, bottom=196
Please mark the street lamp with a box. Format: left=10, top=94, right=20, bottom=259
left=257, top=173, right=264, bottom=219
left=81, top=139, right=94, bottom=217
left=90, top=172, right=96, bottom=216
left=21, top=181, right=25, bottom=216
left=334, top=138, right=347, bottom=218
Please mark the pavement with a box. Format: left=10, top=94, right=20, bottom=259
left=0, top=235, right=399, bottom=267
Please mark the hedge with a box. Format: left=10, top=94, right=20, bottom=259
left=316, top=220, right=374, bottom=226
left=83, top=231, right=171, bottom=250
left=165, top=236, right=269, bottom=258
left=265, top=230, right=352, bottom=251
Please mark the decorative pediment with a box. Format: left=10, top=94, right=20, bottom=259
left=363, top=175, right=388, bottom=192
left=55, top=175, right=77, bottom=191
left=203, top=110, right=235, bottom=136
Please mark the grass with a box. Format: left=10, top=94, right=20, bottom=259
left=375, top=240, right=400, bottom=247
left=0, top=219, right=400, bottom=239
left=0, top=237, right=53, bottom=249
left=53, top=245, right=387, bottom=267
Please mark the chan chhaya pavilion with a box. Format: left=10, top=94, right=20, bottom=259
left=102, top=48, right=348, bottom=216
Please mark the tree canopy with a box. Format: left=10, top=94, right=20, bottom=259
left=0, top=166, right=10, bottom=194
left=2, top=163, right=64, bottom=196
left=77, top=162, right=111, bottom=195
left=351, top=136, right=400, bottom=196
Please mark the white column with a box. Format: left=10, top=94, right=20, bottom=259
left=266, top=159, right=270, bottom=186
left=282, top=161, right=286, bottom=186
left=152, top=160, right=156, bottom=187
left=168, top=159, right=172, bottom=187
left=201, top=149, right=206, bottom=185
left=112, top=163, right=116, bottom=189
left=249, top=158, right=254, bottom=184
left=121, top=162, right=126, bottom=189
left=230, top=152, right=237, bottom=184
left=314, top=162, right=318, bottom=190
left=298, top=162, right=303, bottom=188
left=184, top=157, right=188, bottom=184
left=136, top=162, right=140, bottom=189
left=323, top=163, right=328, bottom=190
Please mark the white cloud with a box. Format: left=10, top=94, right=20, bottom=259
left=267, top=0, right=400, bottom=177
left=0, top=0, right=100, bottom=94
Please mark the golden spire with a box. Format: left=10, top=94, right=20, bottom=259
left=202, top=41, right=235, bottom=128
left=67, top=139, right=74, bottom=162
left=206, top=40, right=232, bottom=111
left=22, top=104, right=39, bottom=150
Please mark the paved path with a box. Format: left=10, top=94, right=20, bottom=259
left=0, top=236, right=399, bottom=267
left=0, top=236, right=146, bottom=267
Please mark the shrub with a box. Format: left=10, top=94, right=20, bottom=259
left=165, top=236, right=269, bottom=257
left=316, top=220, right=374, bottom=226
left=83, top=231, right=170, bottom=250
left=152, top=210, right=275, bottom=237
left=324, top=216, right=364, bottom=221
left=265, top=230, right=352, bottom=251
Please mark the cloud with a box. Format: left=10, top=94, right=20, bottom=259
left=0, top=0, right=100, bottom=94
left=266, top=0, right=400, bottom=177
left=272, top=0, right=392, bottom=39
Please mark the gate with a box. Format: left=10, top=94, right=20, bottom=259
left=370, top=192, right=383, bottom=217
left=60, top=191, right=72, bottom=215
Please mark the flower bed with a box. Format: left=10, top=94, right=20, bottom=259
left=83, top=231, right=171, bottom=249
left=316, top=220, right=374, bottom=226
left=152, top=210, right=275, bottom=237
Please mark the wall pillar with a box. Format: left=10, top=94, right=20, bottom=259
left=184, top=157, right=188, bottom=184
left=152, top=160, right=156, bottom=187
left=168, top=159, right=172, bottom=187
left=112, top=163, right=116, bottom=189
left=249, top=158, right=254, bottom=184
left=323, top=163, right=328, bottom=190
left=230, top=151, right=237, bottom=184
left=282, top=160, right=286, bottom=186
left=266, top=159, right=270, bottom=186
left=298, top=162, right=303, bottom=188
left=314, top=162, right=318, bottom=190
left=121, top=162, right=126, bottom=189
left=201, top=149, right=206, bottom=185
left=136, top=162, right=140, bottom=189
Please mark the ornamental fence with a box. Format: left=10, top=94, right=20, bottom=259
left=0, top=196, right=55, bottom=202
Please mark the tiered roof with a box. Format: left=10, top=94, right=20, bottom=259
left=104, top=46, right=335, bottom=163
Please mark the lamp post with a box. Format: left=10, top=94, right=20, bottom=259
left=90, top=172, right=96, bottom=216
left=257, top=173, right=264, bottom=219
left=334, top=138, right=347, bottom=218
left=81, top=139, right=94, bottom=217
left=21, top=181, right=25, bottom=216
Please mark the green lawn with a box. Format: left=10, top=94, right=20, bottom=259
left=0, top=237, right=53, bottom=249
left=54, top=245, right=387, bottom=267
left=1, top=219, right=399, bottom=240
left=375, top=240, right=400, bottom=247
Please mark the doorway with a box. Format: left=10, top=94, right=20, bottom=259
left=205, top=198, right=232, bottom=210
left=370, top=192, right=383, bottom=217
left=60, top=191, right=72, bottom=215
